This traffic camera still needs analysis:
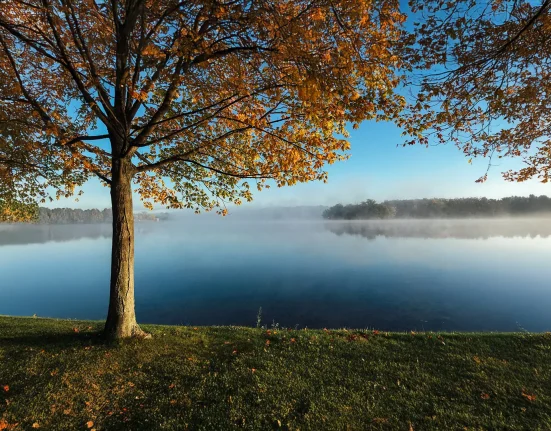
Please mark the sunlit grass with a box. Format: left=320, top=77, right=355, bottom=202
left=1, top=316, right=551, bottom=430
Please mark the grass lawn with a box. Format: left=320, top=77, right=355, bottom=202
left=1, top=316, right=551, bottom=430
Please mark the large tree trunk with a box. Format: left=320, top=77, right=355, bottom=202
left=104, top=158, right=148, bottom=339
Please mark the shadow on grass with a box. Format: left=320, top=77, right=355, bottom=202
left=0, top=330, right=115, bottom=349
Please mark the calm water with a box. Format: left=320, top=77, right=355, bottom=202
left=1, top=218, right=551, bottom=332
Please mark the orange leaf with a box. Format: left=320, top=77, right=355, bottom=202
left=86, top=421, right=94, bottom=428
left=2, top=385, right=8, bottom=392
left=32, top=423, right=40, bottom=428
left=522, top=390, right=536, bottom=402
left=73, top=328, right=79, bottom=333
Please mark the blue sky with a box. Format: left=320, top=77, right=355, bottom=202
left=46, top=117, right=549, bottom=210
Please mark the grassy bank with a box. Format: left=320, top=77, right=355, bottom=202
left=1, top=317, right=551, bottom=430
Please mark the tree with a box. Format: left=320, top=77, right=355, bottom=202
left=0, top=0, right=407, bottom=338
left=402, top=0, right=551, bottom=183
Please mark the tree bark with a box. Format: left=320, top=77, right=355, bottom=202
left=104, top=158, right=149, bottom=339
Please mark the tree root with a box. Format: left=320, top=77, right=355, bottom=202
left=103, top=322, right=152, bottom=340
left=131, top=325, right=152, bottom=339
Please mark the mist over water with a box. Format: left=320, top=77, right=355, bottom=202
left=1, top=217, right=551, bottom=332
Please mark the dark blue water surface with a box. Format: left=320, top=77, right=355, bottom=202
left=1, top=218, right=551, bottom=332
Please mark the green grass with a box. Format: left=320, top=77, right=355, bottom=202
left=1, top=317, right=551, bottom=430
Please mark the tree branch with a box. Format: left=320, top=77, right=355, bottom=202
left=41, top=0, right=119, bottom=131
left=135, top=154, right=277, bottom=179
left=61, top=133, right=110, bottom=147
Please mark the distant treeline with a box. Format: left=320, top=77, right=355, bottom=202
left=37, top=207, right=169, bottom=224
left=322, top=195, right=551, bottom=220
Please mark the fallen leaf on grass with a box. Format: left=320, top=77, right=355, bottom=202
left=522, top=390, right=536, bottom=402
left=2, top=386, right=8, bottom=392
left=481, top=393, right=490, bottom=400
left=0, top=421, right=18, bottom=431
left=86, top=421, right=94, bottom=428
left=32, top=423, right=40, bottom=428
left=372, top=418, right=388, bottom=424
left=473, top=356, right=481, bottom=364
left=73, top=328, right=79, bottom=333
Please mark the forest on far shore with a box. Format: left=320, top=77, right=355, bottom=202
left=36, top=207, right=170, bottom=224
left=322, top=195, right=551, bottom=220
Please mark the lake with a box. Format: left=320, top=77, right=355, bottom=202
left=1, top=218, right=551, bottom=332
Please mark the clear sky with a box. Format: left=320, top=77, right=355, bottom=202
left=46, top=117, right=549, bottom=211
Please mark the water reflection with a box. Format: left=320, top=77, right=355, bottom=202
left=2, top=219, right=551, bottom=332
left=324, top=219, right=551, bottom=240
left=0, top=223, right=159, bottom=246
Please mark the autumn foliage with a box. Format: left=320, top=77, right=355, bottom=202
left=0, top=0, right=406, bottom=213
